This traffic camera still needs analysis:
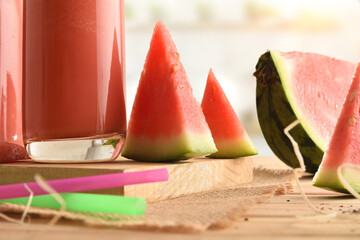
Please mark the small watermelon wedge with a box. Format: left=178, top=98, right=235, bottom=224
left=121, top=21, right=217, bottom=162
left=313, top=63, right=360, bottom=193
left=201, top=69, right=257, bottom=158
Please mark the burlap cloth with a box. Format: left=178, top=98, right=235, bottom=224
left=0, top=167, right=296, bottom=233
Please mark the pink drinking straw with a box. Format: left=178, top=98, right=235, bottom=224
left=0, top=168, right=168, bottom=200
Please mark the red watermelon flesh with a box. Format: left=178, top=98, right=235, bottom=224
left=273, top=51, right=355, bottom=152
left=313, top=63, right=360, bottom=193
left=121, top=21, right=217, bottom=162
left=201, top=69, right=257, bottom=158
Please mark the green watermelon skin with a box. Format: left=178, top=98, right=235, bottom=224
left=121, top=21, right=217, bottom=162
left=254, top=51, right=355, bottom=173
left=313, top=63, right=360, bottom=193
left=201, top=69, right=257, bottom=158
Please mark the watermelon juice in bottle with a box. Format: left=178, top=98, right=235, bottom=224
left=23, top=0, right=126, bottom=162
left=0, top=0, right=28, bottom=161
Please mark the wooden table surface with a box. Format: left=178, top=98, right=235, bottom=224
left=0, top=156, right=359, bottom=240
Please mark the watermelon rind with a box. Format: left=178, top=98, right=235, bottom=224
left=313, top=167, right=360, bottom=194
left=270, top=51, right=328, bottom=151
left=122, top=131, right=216, bottom=162
left=201, top=69, right=257, bottom=159
left=255, top=51, right=324, bottom=173
left=121, top=21, right=217, bottom=162
left=312, top=63, right=360, bottom=194
left=208, top=136, right=257, bottom=159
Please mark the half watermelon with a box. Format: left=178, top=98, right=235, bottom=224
left=201, top=69, right=257, bottom=158
left=254, top=50, right=355, bottom=173
left=313, top=63, right=360, bottom=193
left=121, top=21, right=217, bottom=162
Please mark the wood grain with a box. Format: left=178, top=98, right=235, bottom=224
left=0, top=156, right=253, bottom=202
left=0, top=156, right=359, bottom=239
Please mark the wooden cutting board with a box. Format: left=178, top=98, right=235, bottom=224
left=0, top=156, right=254, bottom=202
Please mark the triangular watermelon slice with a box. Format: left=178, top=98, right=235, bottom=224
left=313, top=63, right=360, bottom=193
left=201, top=69, right=257, bottom=158
left=121, top=21, right=217, bottom=162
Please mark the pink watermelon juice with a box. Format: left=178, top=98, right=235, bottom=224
left=23, top=0, right=126, bottom=161
left=0, top=0, right=28, bottom=161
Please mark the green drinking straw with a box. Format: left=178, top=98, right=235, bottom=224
left=0, top=193, right=146, bottom=216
